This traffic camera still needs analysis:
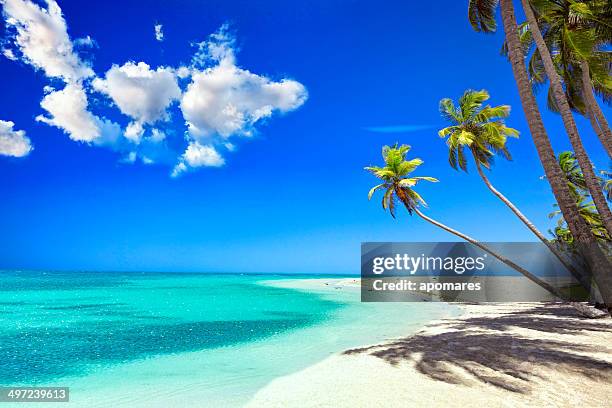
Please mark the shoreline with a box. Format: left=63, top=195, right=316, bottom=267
left=13, top=276, right=454, bottom=408
left=258, top=277, right=458, bottom=347
left=247, top=286, right=612, bottom=407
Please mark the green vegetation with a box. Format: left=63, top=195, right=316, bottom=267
left=438, top=89, right=518, bottom=172
left=365, top=144, right=437, bottom=218
left=438, top=89, right=582, bottom=281
left=365, top=0, right=612, bottom=312
left=520, top=0, right=612, bottom=241
left=365, top=144, right=569, bottom=300
left=550, top=151, right=612, bottom=245
left=509, top=0, right=612, bottom=156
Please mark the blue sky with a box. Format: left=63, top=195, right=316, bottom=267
left=1, top=0, right=610, bottom=273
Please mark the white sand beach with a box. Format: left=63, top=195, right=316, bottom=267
left=248, top=279, right=612, bottom=408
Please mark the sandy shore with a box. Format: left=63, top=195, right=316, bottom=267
left=247, top=284, right=612, bottom=408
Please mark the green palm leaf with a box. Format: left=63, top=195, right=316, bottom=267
left=468, top=0, right=499, bottom=33
left=365, top=145, right=437, bottom=217
left=515, top=0, right=612, bottom=111
left=368, top=183, right=388, bottom=200
left=438, top=89, right=519, bottom=172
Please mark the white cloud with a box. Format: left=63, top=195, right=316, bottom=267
left=183, top=142, right=224, bottom=167
left=36, top=83, right=120, bottom=144
left=93, top=62, right=181, bottom=143
left=154, top=24, right=164, bottom=42
left=124, top=121, right=144, bottom=143
left=2, top=48, right=16, bottom=60
left=171, top=162, right=187, bottom=177
left=172, top=141, right=224, bottom=176
left=191, top=24, right=236, bottom=67
left=121, top=151, right=153, bottom=165
left=0, top=119, right=32, bottom=157
left=0, top=7, right=307, bottom=175
left=74, top=35, right=96, bottom=48
left=122, top=151, right=137, bottom=163
left=150, top=128, right=165, bottom=142
left=2, top=1, right=122, bottom=152
left=180, top=27, right=307, bottom=140
left=1, top=0, right=93, bottom=81
left=174, top=26, right=307, bottom=173
left=36, top=83, right=99, bottom=141
left=176, top=66, right=191, bottom=79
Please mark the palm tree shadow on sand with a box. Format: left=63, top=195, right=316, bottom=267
left=343, top=304, right=612, bottom=394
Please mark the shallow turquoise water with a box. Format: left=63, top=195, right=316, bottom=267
left=0, top=271, right=342, bottom=384
left=0, top=271, right=455, bottom=407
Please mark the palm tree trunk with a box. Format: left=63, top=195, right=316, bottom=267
left=499, top=0, right=612, bottom=311
left=579, top=60, right=612, bottom=159
left=474, top=160, right=589, bottom=287
left=500, top=0, right=588, bottom=242
left=411, top=207, right=568, bottom=300
left=520, top=0, right=612, bottom=236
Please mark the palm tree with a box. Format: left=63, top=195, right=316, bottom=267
left=438, top=89, right=583, bottom=281
left=554, top=152, right=612, bottom=203
left=503, top=8, right=612, bottom=157
left=550, top=196, right=611, bottom=245
left=532, top=0, right=612, bottom=156
left=365, top=144, right=568, bottom=299
left=518, top=0, right=612, bottom=236
left=558, top=151, right=588, bottom=194
left=581, top=56, right=612, bottom=157
left=468, top=0, right=612, bottom=311
left=557, top=152, right=612, bottom=207
left=553, top=151, right=612, bottom=243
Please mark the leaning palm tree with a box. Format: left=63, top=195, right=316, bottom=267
left=365, top=144, right=568, bottom=299
left=521, top=0, right=612, bottom=157
left=518, top=0, right=612, bottom=236
left=504, top=22, right=612, bottom=157
left=503, top=1, right=612, bottom=157
left=468, top=0, right=612, bottom=312
left=438, top=89, right=583, bottom=282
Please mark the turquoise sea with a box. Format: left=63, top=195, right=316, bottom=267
left=0, top=271, right=456, bottom=407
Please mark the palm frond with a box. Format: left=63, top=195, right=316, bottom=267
left=457, top=145, right=468, bottom=172
left=459, top=89, right=489, bottom=119
left=519, top=0, right=612, bottom=112
left=388, top=190, right=397, bottom=218
left=409, top=176, right=439, bottom=183
left=382, top=187, right=392, bottom=212
left=468, top=0, right=499, bottom=33
left=439, top=98, right=461, bottom=124
left=457, top=130, right=476, bottom=146
left=405, top=188, right=428, bottom=207
left=365, top=144, right=436, bottom=218
left=501, top=22, right=532, bottom=57
left=397, top=158, right=424, bottom=176
left=368, top=183, right=388, bottom=200
left=438, top=126, right=456, bottom=138
left=475, top=105, right=511, bottom=122
left=448, top=146, right=459, bottom=170
left=438, top=89, right=518, bottom=173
